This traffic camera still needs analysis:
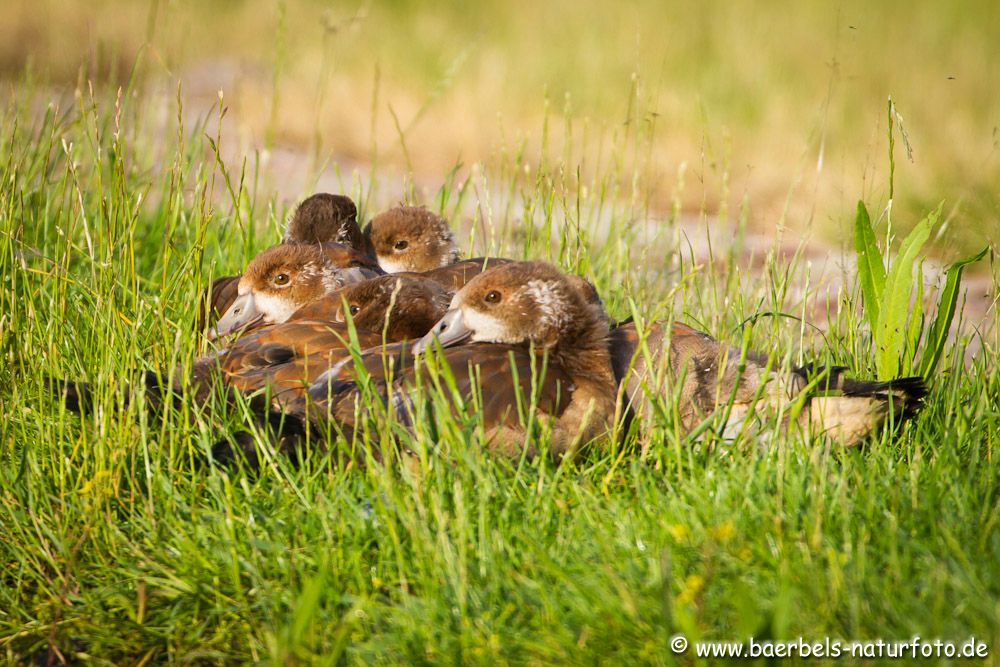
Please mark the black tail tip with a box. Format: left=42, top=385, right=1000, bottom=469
left=887, top=376, right=929, bottom=402
left=208, top=411, right=311, bottom=471
left=44, top=376, right=90, bottom=413
left=209, top=432, right=263, bottom=471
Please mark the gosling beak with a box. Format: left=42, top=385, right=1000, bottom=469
left=211, top=292, right=264, bottom=340
left=338, top=265, right=383, bottom=287
left=412, top=308, right=472, bottom=355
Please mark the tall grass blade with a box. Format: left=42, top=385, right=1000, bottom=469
left=918, top=246, right=989, bottom=379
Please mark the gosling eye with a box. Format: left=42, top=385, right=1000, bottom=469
left=349, top=304, right=361, bottom=316
left=484, top=290, right=502, bottom=304
left=273, top=273, right=290, bottom=287
left=393, top=239, right=409, bottom=251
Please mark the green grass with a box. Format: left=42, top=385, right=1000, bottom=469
left=3, top=67, right=1000, bottom=665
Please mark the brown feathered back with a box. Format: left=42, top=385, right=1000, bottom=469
left=300, top=261, right=616, bottom=459
left=198, top=193, right=369, bottom=332
left=289, top=274, right=452, bottom=340
left=202, top=275, right=450, bottom=407
left=609, top=320, right=926, bottom=445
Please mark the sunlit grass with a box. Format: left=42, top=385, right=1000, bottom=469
left=2, top=50, right=1000, bottom=665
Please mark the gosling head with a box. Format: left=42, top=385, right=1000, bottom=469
left=365, top=206, right=461, bottom=273
left=212, top=243, right=378, bottom=339
left=283, top=193, right=365, bottom=250
left=412, top=261, right=601, bottom=354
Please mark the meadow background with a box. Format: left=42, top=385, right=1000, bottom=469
left=1, top=0, right=999, bottom=663
left=3, top=0, right=999, bottom=245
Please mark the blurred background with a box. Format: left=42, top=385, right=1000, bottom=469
left=2, top=0, right=998, bottom=254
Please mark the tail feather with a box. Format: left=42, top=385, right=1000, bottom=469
left=794, top=364, right=927, bottom=411
left=839, top=375, right=927, bottom=399
left=46, top=377, right=93, bottom=413
left=797, top=374, right=927, bottom=446
left=210, top=410, right=310, bottom=471
left=837, top=375, right=927, bottom=421
left=46, top=371, right=171, bottom=414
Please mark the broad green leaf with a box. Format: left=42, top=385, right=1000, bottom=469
left=875, top=205, right=937, bottom=379
left=854, top=201, right=886, bottom=332
left=918, top=246, right=989, bottom=379
left=904, top=263, right=924, bottom=375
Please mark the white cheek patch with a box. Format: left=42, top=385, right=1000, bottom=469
left=462, top=308, right=519, bottom=344
left=524, top=280, right=570, bottom=330
left=254, top=292, right=299, bottom=324
left=377, top=256, right=410, bottom=274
